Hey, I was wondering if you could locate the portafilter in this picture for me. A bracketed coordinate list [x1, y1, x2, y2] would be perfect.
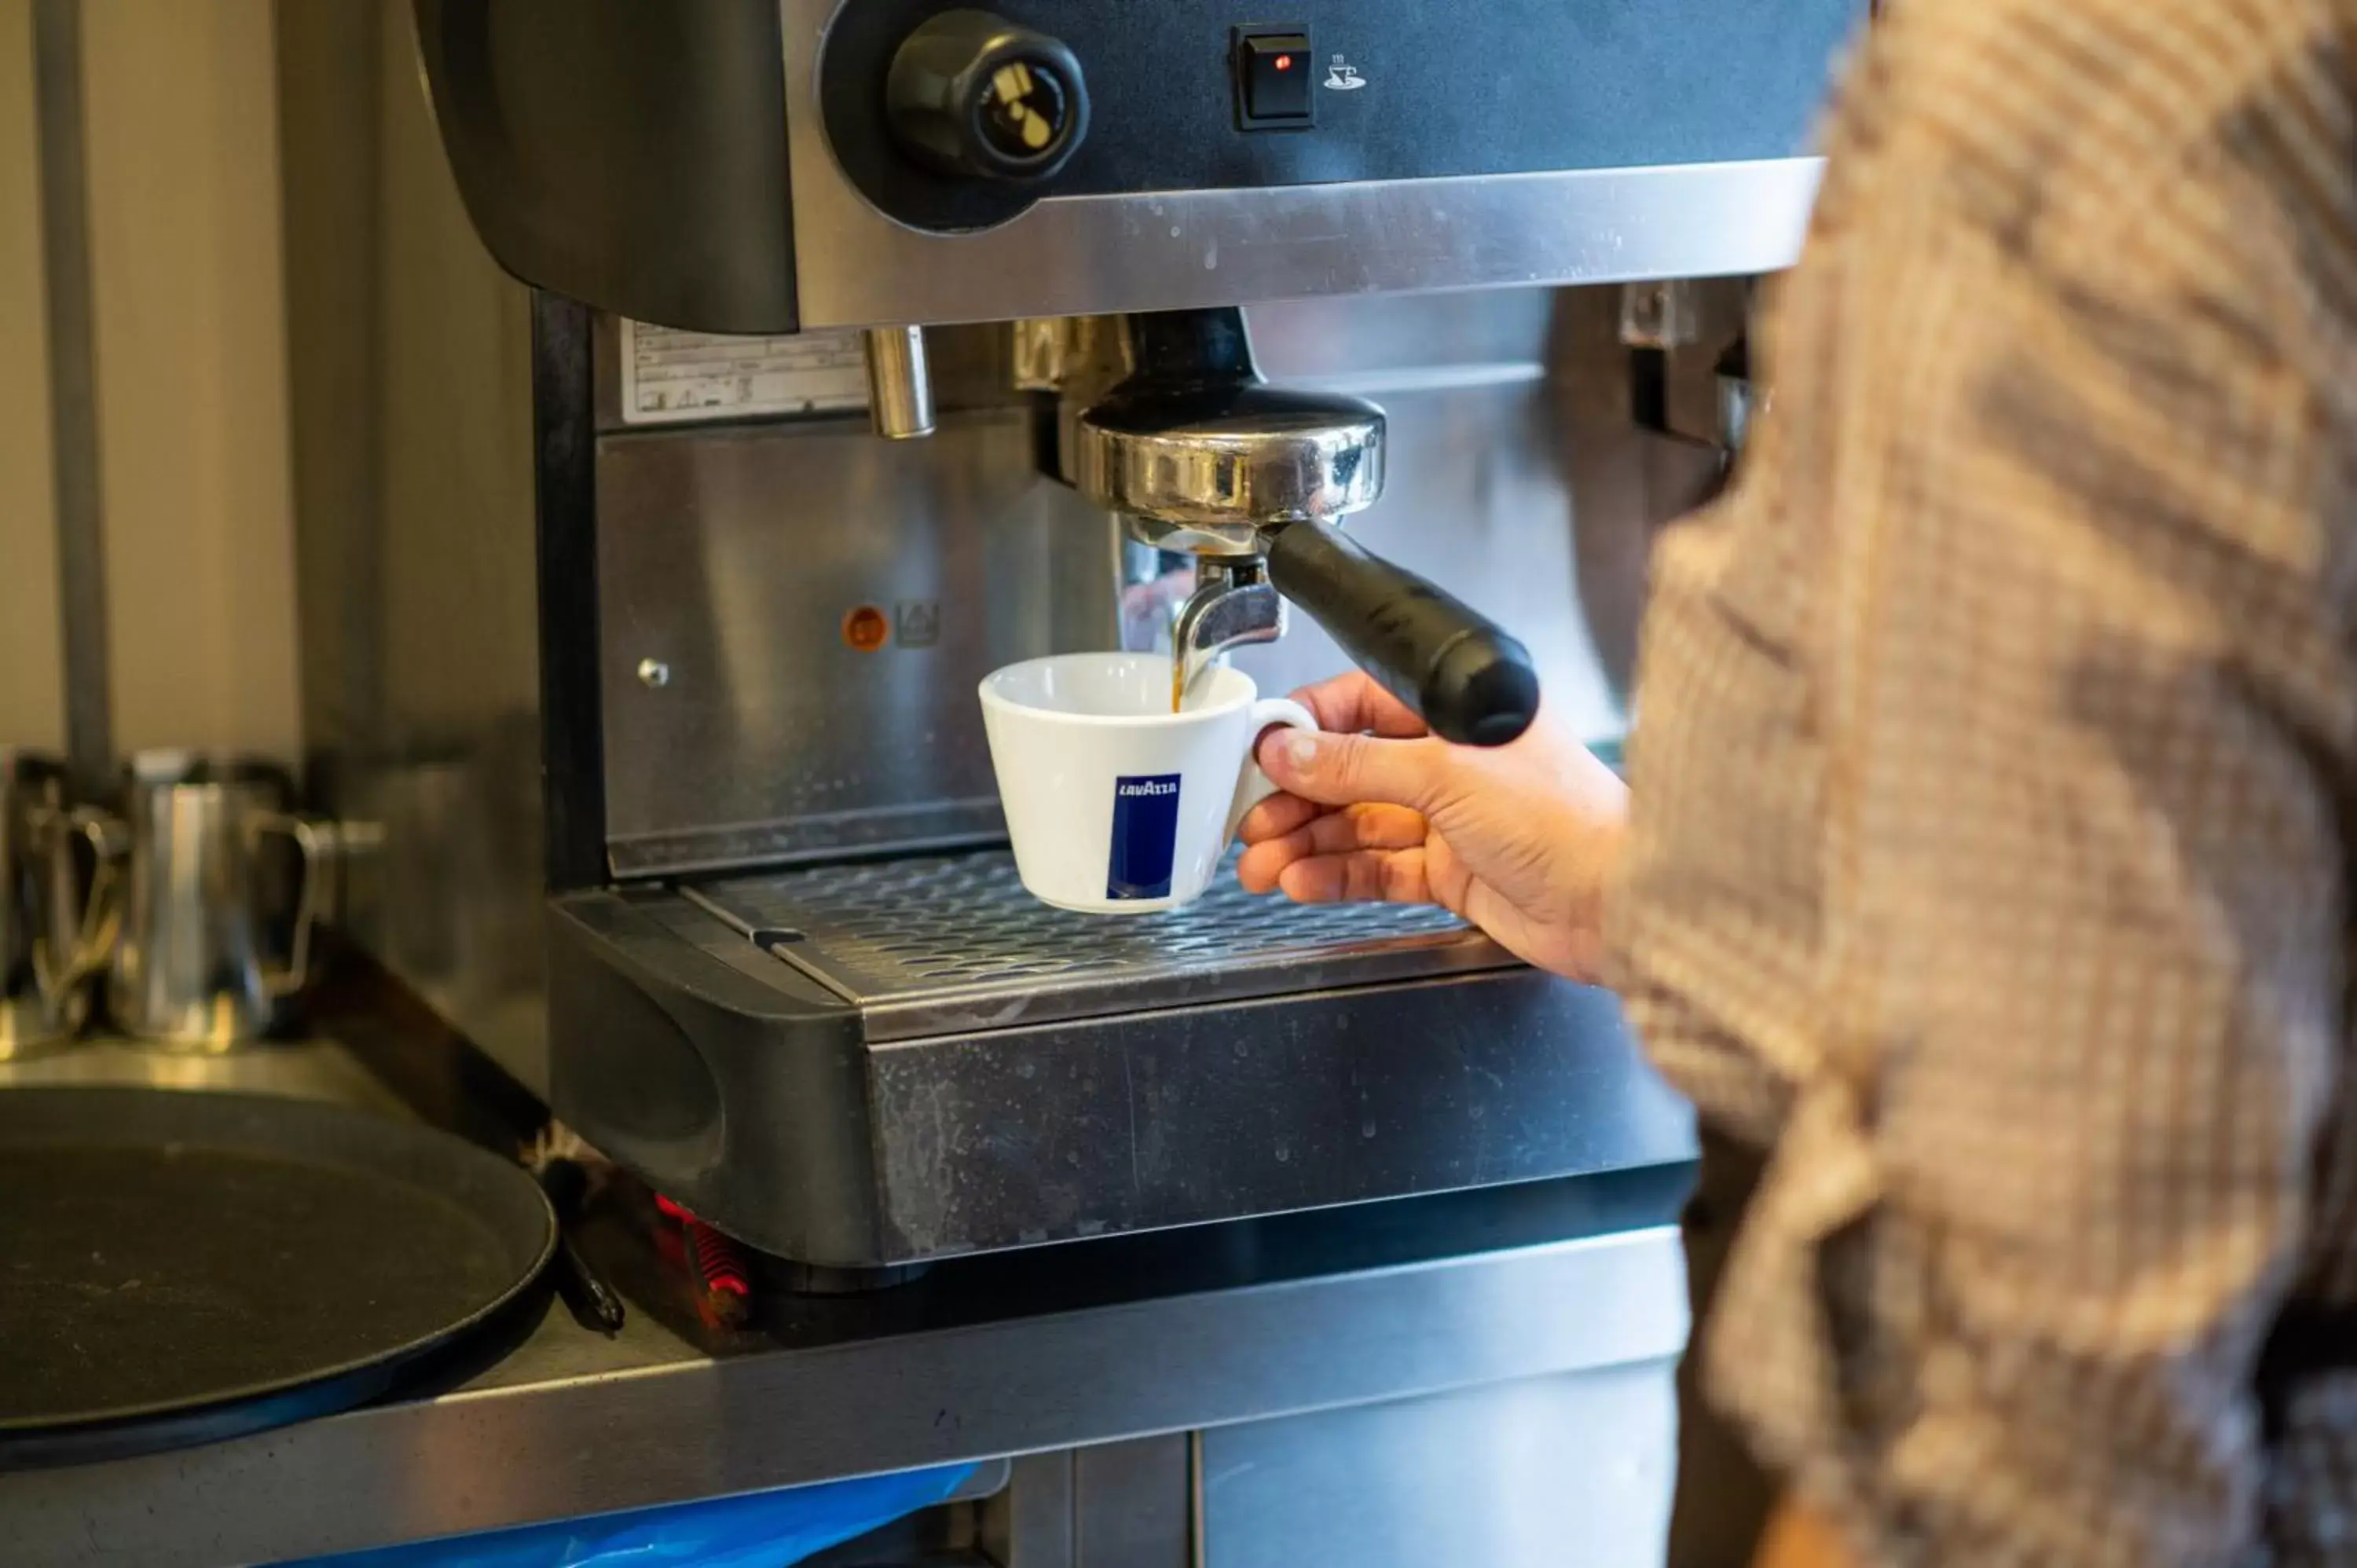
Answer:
[1070, 309, 1540, 746]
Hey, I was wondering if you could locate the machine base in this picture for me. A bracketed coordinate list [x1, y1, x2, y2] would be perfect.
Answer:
[549, 852, 1695, 1266]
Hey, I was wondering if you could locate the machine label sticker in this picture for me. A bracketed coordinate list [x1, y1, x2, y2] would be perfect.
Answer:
[619, 321, 869, 425]
[1325, 55, 1365, 90]
[1107, 775, 1182, 899]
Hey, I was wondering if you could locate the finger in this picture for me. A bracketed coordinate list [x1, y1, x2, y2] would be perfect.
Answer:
[1237, 794, 1422, 852]
[1237, 830, 1365, 894]
[1296, 802, 1427, 855]
[1276, 848, 1431, 906]
[1237, 803, 1427, 893]
[1235, 790, 1325, 844]
[1256, 727, 1456, 813]
[1287, 670, 1429, 739]
[1235, 836, 1297, 895]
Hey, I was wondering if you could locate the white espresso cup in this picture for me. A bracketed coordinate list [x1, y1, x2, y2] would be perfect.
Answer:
[979, 652, 1318, 914]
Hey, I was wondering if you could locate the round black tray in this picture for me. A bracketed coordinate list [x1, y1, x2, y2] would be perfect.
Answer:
[0, 1086, 555, 1467]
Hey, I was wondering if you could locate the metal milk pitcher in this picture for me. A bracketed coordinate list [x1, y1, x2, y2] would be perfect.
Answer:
[0, 749, 120, 1057]
[107, 751, 337, 1049]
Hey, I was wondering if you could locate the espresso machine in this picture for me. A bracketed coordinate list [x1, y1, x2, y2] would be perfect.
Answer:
[373, 0, 1860, 1268]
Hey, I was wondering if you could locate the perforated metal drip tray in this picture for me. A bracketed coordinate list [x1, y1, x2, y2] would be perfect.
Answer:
[683, 848, 1518, 1042]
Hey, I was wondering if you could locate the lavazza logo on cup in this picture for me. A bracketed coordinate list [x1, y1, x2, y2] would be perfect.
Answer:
[1108, 774, 1184, 900]
[978, 652, 1318, 914]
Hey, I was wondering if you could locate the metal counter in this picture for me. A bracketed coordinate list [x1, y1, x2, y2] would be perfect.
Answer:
[0, 1040, 1688, 1566]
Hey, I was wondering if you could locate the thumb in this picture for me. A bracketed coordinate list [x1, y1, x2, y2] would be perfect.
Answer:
[1257, 726, 1454, 813]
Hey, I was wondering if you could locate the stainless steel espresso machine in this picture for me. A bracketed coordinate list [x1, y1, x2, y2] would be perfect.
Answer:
[371, 0, 1857, 1273]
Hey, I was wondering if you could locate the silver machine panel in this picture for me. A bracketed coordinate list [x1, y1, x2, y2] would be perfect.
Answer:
[786, 158, 1824, 332]
[597, 290, 1637, 876]
[595, 408, 1091, 874]
[773, 0, 1825, 328]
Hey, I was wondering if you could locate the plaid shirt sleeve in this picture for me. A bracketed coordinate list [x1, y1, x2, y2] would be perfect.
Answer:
[1606, 2, 2357, 1562]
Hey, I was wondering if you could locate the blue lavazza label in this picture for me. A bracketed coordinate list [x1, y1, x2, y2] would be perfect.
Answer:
[1106, 773, 1182, 899]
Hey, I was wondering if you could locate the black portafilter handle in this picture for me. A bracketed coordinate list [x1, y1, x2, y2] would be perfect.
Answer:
[1265, 520, 1541, 747]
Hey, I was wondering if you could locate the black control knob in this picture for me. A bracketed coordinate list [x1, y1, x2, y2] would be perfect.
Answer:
[885, 10, 1089, 183]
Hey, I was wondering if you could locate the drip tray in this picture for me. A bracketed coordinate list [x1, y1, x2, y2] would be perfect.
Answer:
[684, 848, 1513, 1042]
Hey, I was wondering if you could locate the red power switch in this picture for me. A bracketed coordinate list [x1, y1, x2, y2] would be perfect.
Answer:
[1237, 30, 1314, 127]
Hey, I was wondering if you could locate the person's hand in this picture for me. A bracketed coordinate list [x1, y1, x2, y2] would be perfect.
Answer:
[1237, 671, 1627, 983]
[1752, 1497, 1855, 1568]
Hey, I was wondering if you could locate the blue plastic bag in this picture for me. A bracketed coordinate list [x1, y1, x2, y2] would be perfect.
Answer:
[294, 1463, 977, 1568]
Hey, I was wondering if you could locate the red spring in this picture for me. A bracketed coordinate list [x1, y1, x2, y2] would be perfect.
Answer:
[689, 1221, 752, 1300]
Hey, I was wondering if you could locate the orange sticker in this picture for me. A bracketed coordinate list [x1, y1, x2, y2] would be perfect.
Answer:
[841, 605, 890, 652]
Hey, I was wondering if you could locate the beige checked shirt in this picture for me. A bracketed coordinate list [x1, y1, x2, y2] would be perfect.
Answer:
[1606, 1, 2357, 1563]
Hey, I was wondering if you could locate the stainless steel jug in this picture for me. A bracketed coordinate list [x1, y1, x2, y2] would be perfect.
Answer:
[0, 749, 119, 1057]
[107, 751, 337, 1049]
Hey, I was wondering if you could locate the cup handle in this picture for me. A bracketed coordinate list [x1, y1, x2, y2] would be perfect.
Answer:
[246, 812, 338, 999]
[27, 804, 126, 998]
[61, 808, 128, 988]
[1226, 697, 1320, 843]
